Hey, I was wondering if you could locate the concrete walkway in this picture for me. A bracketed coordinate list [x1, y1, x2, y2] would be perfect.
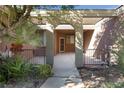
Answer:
[41, 53, 82, 88]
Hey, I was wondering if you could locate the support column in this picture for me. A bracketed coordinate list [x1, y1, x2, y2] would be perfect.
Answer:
[75, 24, 83, 68]
[46, 24, 54, 67]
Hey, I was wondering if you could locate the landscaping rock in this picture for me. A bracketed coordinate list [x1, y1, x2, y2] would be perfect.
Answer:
[65, 82, 76, 88]
[95, 77, 105, 81]
[73, 83, 85, 88]
[83, 80, 98, 88]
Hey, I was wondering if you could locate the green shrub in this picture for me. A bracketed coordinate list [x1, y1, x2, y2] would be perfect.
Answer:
[0, 59, 8, 83]
[28, 64, 40, 78]
[29, 64, 53, 79]
[38, 64, 53, 78]
[0, 55, 31, 83]
[5, 56, 30, 79]
[103, 82, 124, 88]
[0, 74, 6, 83]
[0, 54, 53, 84]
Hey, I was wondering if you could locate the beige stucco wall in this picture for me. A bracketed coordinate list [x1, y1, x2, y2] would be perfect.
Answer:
[88, 18, 110, 50]
[87, 13, 124, 62]
[83, 30, 94, 50]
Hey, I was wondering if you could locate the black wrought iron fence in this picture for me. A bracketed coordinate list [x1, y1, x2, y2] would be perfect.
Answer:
[20, 48, 46, 64]
[83, 49, 110, 67]
[0, 47, 46, 64]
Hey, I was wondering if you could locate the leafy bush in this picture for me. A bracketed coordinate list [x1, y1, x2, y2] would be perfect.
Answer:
[28, 64, 40, 78]
[29, 64, 53, 79]
[0, 55, 30, 83]
[0, 55, 9, 83]
[4, 21, 41, 47]
[4, 56, 30, 79]
[38, 64, 53, 78]
[0, 54, 53, 84]
[0, 74, 6, 83]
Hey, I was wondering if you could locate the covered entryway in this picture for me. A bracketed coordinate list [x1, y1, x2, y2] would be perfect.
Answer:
[54, 26, 75, 54]
[33, 8, 120, 68]
[54, 25, 95, 55]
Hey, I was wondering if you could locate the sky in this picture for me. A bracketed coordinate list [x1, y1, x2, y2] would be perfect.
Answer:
[36, 5, 120, 10]
[75, 5, 119, 9]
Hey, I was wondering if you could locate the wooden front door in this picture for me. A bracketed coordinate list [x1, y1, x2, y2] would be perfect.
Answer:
[59, 37, 65, 53]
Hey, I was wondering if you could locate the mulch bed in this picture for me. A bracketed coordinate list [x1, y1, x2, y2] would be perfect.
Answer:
[77, 66, 124, 88]
[0, 78, 47, 88]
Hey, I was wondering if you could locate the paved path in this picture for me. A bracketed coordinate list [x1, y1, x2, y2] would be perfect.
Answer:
[41, 53, 82, 88]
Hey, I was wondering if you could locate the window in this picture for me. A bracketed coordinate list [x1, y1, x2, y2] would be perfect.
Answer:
[70, 36, 74, 44]
[66, 36, 70, 44]
[40, 31, 46, 46]
[66, 35, 74, 44]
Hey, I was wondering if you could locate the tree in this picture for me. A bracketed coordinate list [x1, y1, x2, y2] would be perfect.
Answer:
[0, 5, 42, 48]
[0, 5, 78, 46]
[4, 21, 41, 46]
[111, 14, 124, 71]
[61, 5, 75, 10]
[0, 5, 33, 38]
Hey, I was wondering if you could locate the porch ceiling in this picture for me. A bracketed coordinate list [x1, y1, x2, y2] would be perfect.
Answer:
[55, 29, 75, 34]
[38, 24, 95, 30]
[55, 25, 95, 30]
